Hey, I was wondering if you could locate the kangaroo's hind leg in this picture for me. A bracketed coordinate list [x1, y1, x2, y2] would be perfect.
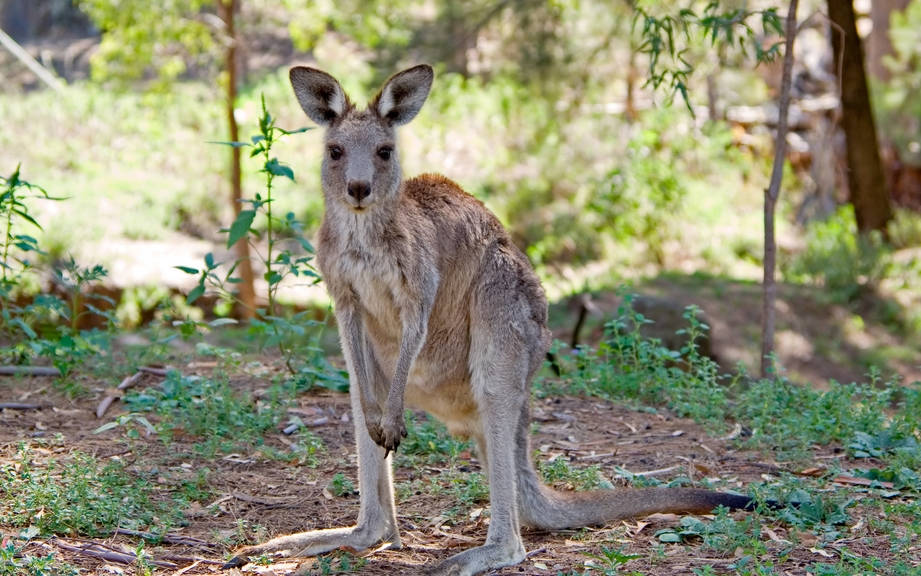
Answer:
[430, 269, 546, 575]
[230, 372, 400, 563]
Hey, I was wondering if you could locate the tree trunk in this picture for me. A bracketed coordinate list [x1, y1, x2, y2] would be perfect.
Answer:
[867, 0, 910, 80]
[761, 0, 799, 378]
[219, 0, 256, 320]
[827, 0, 893, 234]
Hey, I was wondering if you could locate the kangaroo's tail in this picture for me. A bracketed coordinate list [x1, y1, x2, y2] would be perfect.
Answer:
[514, 441, 760, 529]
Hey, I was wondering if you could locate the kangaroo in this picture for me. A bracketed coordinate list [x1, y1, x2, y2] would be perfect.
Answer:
[232, 65, 758, 576]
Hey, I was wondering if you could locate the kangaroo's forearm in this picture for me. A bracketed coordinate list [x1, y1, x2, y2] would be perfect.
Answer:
[339, 306, 378, 416]
[386, 320, 426, 414]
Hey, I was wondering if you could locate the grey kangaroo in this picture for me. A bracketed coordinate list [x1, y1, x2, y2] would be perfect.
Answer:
[233, 64, 756, 576]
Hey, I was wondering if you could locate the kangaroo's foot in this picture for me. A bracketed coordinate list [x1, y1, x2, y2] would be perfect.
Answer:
[426, 541, 526, 576]
[225, 524, 401, 568]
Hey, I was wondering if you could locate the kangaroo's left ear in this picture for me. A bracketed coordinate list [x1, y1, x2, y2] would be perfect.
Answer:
[373, 65, 434, 126]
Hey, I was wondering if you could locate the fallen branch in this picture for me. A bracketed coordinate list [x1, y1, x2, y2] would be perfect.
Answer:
[831, 475, 895, 489]
[282, 415, 330, 435]
[96, 367, 170, 419]
[138, 366, 170, 377]
[231, 491, 296, 507]
[614, 464, 682, 478]
[0, 402, 45, 410]
[0, 366, 61, 377]
[113, 528, 217, 549]
[50, 538, 178, 568]
[161, 554, 225, 566]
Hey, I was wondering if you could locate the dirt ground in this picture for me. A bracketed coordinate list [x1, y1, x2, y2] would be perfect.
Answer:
[1, 360, 914, 576]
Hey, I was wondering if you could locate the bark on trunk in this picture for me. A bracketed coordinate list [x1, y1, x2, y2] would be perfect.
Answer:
[220, 0, 256, 319]
[827, 0, 893, 234]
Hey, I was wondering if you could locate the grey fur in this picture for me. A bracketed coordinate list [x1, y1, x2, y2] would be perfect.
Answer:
[234, 65, 755, 576]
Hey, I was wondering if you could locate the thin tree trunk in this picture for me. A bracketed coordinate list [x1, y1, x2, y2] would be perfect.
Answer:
[827, 0, 893, 234]
[868, 0, 910, 80]
[625, 45, 637, 123]
[761, 0, 799, 378]
[219, 0, 255, 319]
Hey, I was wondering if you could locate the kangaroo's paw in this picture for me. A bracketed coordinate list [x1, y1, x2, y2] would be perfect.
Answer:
[366, 412, 407, 455]
[378, 412, 408, 456]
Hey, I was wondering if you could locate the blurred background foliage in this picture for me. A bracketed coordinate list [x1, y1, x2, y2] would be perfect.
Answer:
[0, 0, 920, 379]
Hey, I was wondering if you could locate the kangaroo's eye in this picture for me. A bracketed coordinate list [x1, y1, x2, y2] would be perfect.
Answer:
[377, 146, 393, 161]
[328, 146, 343, 161]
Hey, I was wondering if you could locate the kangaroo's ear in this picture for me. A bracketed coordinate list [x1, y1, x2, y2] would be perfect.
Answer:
[373, 65, 434, 126]
[289, 66, 349, 126]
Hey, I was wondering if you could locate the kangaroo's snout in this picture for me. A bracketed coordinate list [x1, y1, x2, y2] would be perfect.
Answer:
[347, 181, 372, 202]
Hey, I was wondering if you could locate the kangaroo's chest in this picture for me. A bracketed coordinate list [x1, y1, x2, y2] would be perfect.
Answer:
[333, 246, 405, 336]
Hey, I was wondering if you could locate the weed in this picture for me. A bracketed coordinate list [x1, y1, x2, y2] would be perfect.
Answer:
[118, 370, 291, 455]
[0, 540, 78, 576]
[448, 471, 489, 508]
[734, 376, 894, 460]
[182, 96, 326, 373]
[0, 444, 185, 536]
[655, 507, 764, 555]
[567, 294, 729, 428]
[396, 412, 473, 466]
[328, 473, 356, 497]
[314, 550, 367, 574]
[583, 546, 641, 575]
[0, 167, 112, 375]
[133, 540, 154, 576]
[179, 468, 215, 503]
[539, 457, 609, 491]
[0, 164, 52, 288]
[784, 206, 892, 304]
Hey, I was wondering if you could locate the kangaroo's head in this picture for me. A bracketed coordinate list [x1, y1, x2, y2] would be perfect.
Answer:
[289, 65, 434, 213]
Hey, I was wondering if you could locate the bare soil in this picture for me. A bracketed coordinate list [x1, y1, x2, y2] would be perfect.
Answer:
[1, 358, 915, 575]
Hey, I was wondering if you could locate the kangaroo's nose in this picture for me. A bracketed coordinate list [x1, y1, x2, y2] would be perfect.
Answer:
[347, 181, 371, 201]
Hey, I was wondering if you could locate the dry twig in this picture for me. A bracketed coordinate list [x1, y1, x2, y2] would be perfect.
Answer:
[50, 538, 178, 568]
[0, 402, 45, 410]
[113, 527, 217, 549]
[0, 366, 60, 377]
[96, 366, 170, 419]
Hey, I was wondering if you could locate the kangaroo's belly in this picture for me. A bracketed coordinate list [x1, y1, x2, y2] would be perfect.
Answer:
[367, 326, 480, 438]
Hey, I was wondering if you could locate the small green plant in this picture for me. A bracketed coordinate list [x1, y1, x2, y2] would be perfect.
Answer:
[447, 471, 489, 508]
[133, 540, 154, 576]
[181, 96, 323, 373]
[315, 550, 367, 574]
[584, 546, 641, 575]
[93, 411, 157, 439]
[396, 412, 473, 465]
[734, 376, 894, 460]
[569, 293, 729, 428]
[0, 165, 50, 288]
[784, 206, 892, 303]
[0, 166, 112, 375]
[654, 507, 764, 555]
[0, 539, 78, 576]
[117, 370, 291, 455]
[0, 444, 185, 536]
[539, 457, 608, 491]
[329, 473, 355, 497]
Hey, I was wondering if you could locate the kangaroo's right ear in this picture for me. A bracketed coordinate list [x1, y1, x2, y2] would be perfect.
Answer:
[289, 67, 349, 127]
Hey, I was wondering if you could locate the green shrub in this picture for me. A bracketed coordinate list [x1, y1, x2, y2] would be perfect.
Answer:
[784, 206, 891, 303]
